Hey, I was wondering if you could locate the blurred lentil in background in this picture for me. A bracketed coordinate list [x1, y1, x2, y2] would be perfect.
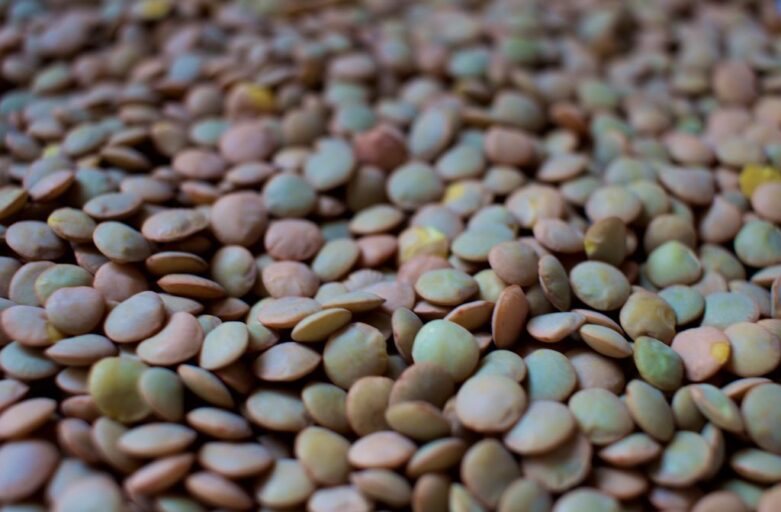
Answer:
[0, 0, 780, 510]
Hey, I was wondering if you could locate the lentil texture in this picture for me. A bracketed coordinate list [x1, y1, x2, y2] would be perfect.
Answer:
[0, 0, 781, 511]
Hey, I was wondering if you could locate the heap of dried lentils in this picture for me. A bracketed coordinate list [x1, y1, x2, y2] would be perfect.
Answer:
[2, 0, 781, 510]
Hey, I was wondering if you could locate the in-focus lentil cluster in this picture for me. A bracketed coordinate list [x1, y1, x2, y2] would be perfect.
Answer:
[1, 0, 781, 510]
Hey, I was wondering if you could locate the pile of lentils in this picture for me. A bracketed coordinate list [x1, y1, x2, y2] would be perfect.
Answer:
[3, 0, 781, 510]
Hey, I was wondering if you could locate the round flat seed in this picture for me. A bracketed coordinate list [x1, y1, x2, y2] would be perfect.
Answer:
[498, 479, 552, 512]
[578, 324, 632, 358]
[198, 442, 273, 478]
[539, 254, 572, 311]
[488, 241, 539, 287]
[389, 362, 455, 407]
[0, 440, 59, 502]
[88, 357, 150, 423]
[264, 219, 324, 261]
[702, 292, 759, 330]
[577, 309, 625, 334]
[692, 491, 750, 512]
[177, 365, 234, 408]
[0, 379, 28, 413]
[521, 433, 592, 493]
[45, 334, 117, 366]
[658, 285, 705, 325]
[568, 388, 633, 445]
[492, 285, 528, 348]
[186, 407, 251, 440]
[406, 437, 467, 478]
[157, 274, 226, 300]
[48, 207, 96, 242]
[626, 379, 674, 442]
[620, 291, 677, 343]
[308, 486, 371, 512]
[734, 220, 781, 267]
[118, 423, 196, 457]
[199, 321, 248, 370]
[53, 475, 124, 512]
[461, 439, 520, 508]
[254, 342, 321, 382]
[210, 246, 257, 298]
[649, 431, 712, 487]
[449, 483, 485, 512]
[455, 374, 525, 433]
[452, 225, 515, 262]
[742, 383, 781, 454]
[504, 400, 576, 455]
[412, 473, 450, 511]
[91, 417, 140, 474]
[138, 367, 183, 422]
[137, 312, 204, 366]
[527, 311, 586, 343]
[385, 401, 450, 441]
[585, 186, 642, 224]
[83, 192, 142, 220]
[1, 341, 60, 381]
[447, 300, 495, 331]
[672, 385, 707, 431]
[302, 383, 350, 434]
[533, 218, 584, 254]
[731, 449, 781, 484]
[722, 377, 772, 400]
[257, 297, 321, 329]
[348, 431, 416, 469]
[633, 336, 684, 391]
[146, 251, 208, 276]
[312, 239, 360, 282]
[554, 488, 620, 512]
[569, 261, 631, 311]
[142, 208, 209, 243]
[671, 326, 731, 382]
[321, 290, 386, 313]
[752, 182, 781, 223]
[346, 376, 393, 436]
[391, 308, 423, 362]
[415, 268, 478, 306]
[598, 433, 662, 467]
[0, 187, 28, 220]
[349, 204, 404, 235]
[256, 458, 315, 508]
[6, 221, 66, 261]
[103, 291, 166, 343]
[295, 426, 351, 485]
[0, 397, 56, 439]
[245, 389, 308, 432]
[569, 351, 622, 396]
[691, 384, 743, 434]
[323, 323, 387, 389]
[412, 320, 479, 382]
[124, 454, 194, 495]
[292, 308, 352, 343]
[185, 471, 253, 510]
[475, 350, 526, 381]
[584, 217, 627, 266]
[45, 286, 104, 336]
[646, 240, 702, 287]
[387, 162, 444, 210]
[351, 468, 412, 508]
[524, 349, 577, 402]
[92, 221, 150, 263]
[2, 305, 63, 347]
